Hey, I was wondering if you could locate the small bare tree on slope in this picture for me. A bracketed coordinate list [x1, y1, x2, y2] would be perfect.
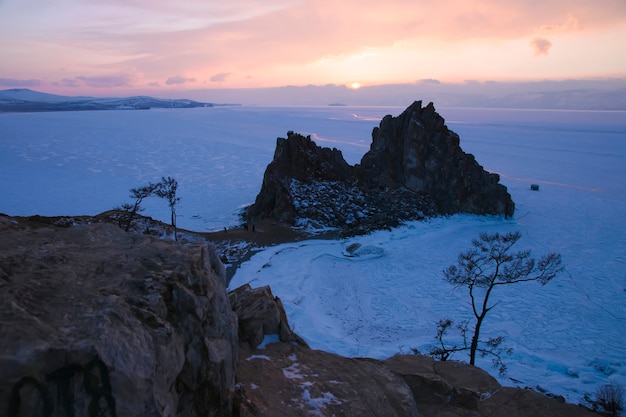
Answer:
[116, 182, 159, 232]
[595, 384, 624, 417]
[155, 176, 181, 241]
[429, 231, 563, 374]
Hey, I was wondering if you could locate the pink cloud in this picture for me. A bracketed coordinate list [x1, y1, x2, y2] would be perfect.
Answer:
[530, 37, 553, 56]
[165, 75, 196, 85]
[76, 74, 135, 88]
[0, 78, 41, 87]
[60, 78, 80, 87]
[210, 72, 231, 83]
[2, 0, 625, 90]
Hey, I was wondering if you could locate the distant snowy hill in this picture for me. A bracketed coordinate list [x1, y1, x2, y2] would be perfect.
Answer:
[0, 88, 93, 103]
[0, 88, 213, 112]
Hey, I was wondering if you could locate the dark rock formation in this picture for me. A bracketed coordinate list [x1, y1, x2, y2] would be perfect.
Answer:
[359, 101, 514, 216]
[245, 133, 352, 224]
[245, 101, 514, 233]
[245, 131, 437, 233]
[0, 216, 238, 417]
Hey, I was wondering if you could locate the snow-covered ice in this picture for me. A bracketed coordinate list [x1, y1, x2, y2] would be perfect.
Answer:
[2, 105, 625, 403]
[0, 106, 374, 230]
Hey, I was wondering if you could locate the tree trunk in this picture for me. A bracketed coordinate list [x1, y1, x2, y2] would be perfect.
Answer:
[171, 209, 177, 241]
[470, 315, 485, 366]
[125, 210, 136, 232]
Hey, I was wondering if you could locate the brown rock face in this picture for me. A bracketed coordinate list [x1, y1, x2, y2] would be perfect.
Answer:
[235, 343, 596, 417]
[385, 354, 501, 413]
[245, 101, 514, 232]
[229, 284, 306, 348]
[0, 217, 238, 417]
[236, 342, 419, 417]
[384, 354, 595, 417]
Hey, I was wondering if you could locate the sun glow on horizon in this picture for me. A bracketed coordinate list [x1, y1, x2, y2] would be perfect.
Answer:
[348, 82, 361, 89]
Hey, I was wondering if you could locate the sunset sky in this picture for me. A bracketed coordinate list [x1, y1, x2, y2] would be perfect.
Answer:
[1, 0, 625, 97]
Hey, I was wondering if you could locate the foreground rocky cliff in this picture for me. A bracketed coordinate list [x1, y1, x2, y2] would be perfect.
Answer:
[245, 101, 514, 233]
[0, 215, 595, 416]
[237, 342, 596, 417]
[230, 284, 595, 417]
[0, 216, 237, 416]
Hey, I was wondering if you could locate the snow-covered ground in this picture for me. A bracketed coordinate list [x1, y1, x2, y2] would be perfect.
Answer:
[2, 105, 625, 403]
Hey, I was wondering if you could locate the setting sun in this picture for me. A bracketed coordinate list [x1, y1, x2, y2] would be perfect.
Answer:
[349, 82, 361, 90]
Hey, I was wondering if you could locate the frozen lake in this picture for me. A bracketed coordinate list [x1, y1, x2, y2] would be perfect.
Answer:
[2, 105, 626, 403]
[1, 106, 393, 230]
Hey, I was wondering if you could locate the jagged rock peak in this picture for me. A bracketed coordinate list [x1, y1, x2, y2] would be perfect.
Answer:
[358, 100, 514, 216]
[245, 132, 354, 224]
[272, 131, 351, 183]
[245, 101, 514, 233]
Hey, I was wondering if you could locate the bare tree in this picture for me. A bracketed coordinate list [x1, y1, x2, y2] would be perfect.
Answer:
[155, 176, 181, 240]
[116, 182, 158, 232]
[429, 231, 563, 374]
[596, 384, 624, 417]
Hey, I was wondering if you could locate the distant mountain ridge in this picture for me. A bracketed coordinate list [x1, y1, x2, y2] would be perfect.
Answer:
[175, 79, 626, 109]
[0, 88, 214, 112]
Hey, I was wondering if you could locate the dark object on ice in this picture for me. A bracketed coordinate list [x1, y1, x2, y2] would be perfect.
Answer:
[531, 184, 540, 191]
[245, 100, 515, 234]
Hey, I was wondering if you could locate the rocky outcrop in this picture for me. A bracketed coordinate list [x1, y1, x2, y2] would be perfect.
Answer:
[236, 342, 419, 417]
[236, 341, 596, 417]
[385, 354, 595, 417]
[229, 284, 307, 348]
[245, 101, 514, 233]
[385, 354, 502, 411]
[245, 133, 353, 224]
[0, 216, 238, 417]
